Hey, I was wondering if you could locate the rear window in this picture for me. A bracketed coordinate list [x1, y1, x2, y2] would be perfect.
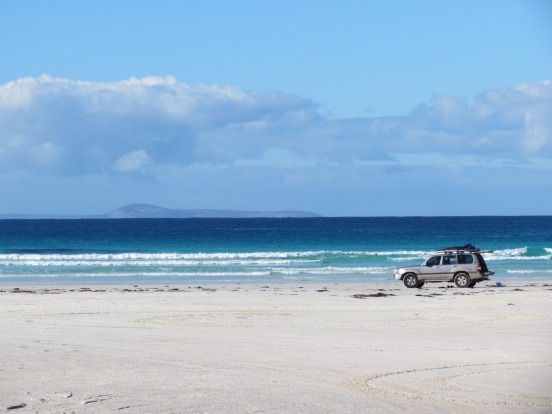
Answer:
[458, 254, 473, 264]
[475, 253, 489, 272]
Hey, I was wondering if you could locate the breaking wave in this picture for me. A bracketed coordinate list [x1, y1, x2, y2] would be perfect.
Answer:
[0, 247, 550, 280]
[484, 247, 552, 261]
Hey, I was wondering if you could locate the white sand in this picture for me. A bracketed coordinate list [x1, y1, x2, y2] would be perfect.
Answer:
[1, 282, 551, 413]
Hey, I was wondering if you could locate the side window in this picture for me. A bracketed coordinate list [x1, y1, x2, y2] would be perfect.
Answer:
[426, 256, 441, 267]
[458, 254, 473, 264]
[443, 255, 458, 265]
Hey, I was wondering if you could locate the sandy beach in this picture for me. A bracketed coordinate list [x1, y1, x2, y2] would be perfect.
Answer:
[1, 281, 551, 413]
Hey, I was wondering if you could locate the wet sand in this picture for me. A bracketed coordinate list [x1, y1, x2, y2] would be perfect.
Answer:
[1, 282, 551, 413]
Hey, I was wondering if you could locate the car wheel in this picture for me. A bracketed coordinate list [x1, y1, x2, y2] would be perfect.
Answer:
[454, 272, 471, 288]
[403, 273, 419, 288]
[468, 281, 477, 288]
[417, 281, 425, 288]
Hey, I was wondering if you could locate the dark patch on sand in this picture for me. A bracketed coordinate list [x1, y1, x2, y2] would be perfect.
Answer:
[352, 292, 395, 299]
[7, 403, 27, 410]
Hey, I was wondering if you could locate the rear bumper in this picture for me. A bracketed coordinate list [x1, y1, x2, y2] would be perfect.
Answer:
[477, 271, 494, 281]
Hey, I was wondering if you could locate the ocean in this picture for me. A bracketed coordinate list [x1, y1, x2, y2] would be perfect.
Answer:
[0, 217, 551, 285]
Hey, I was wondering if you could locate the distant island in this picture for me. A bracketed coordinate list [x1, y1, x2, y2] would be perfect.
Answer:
[0, 203, 321, 219]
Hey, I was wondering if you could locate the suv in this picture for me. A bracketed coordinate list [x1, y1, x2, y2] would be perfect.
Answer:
[394, 244, 494, 288]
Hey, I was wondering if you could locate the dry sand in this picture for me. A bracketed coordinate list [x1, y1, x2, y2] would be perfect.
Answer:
[0, 281, 551, 413]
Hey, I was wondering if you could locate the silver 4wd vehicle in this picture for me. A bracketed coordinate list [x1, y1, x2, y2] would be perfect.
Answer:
[394, 244, 494, 288]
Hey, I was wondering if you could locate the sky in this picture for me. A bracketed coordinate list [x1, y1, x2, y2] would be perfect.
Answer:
[0, 0, 551, 216]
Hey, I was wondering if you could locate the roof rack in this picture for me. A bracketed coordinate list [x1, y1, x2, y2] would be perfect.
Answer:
[437, 244, 494, 254]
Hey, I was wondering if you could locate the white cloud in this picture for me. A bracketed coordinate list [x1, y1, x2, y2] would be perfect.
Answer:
[0, 75, 550, 184]
[0, 75, 318, 175]
[114, 149, 151, 172]
[523, 102, 551, 153]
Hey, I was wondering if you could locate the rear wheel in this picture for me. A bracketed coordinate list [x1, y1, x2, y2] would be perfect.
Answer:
[403, 273, 419, 288]
[468, 281, 477, 288]
[454, 272, 471, 288]
[417, 281, 425, 288]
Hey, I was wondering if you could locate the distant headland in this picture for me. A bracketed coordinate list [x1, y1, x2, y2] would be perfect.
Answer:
[0, 203, 321, 219]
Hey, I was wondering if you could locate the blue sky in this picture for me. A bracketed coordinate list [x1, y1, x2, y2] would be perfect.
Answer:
[0, 0, 551, 216]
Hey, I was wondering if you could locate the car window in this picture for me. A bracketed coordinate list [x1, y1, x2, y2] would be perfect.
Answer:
[443, 255, 458, 265]
[475, 253, 489, 272]
[458, 254, 474, 264]
[426, 256, 441, 266]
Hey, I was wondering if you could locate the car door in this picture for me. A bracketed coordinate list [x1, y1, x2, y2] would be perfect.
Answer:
[440, 254, 458, 280]
[421, 255, 444, 280]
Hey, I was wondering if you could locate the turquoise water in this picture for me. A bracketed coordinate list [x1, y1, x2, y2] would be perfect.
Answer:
[0, 217, 551, 284]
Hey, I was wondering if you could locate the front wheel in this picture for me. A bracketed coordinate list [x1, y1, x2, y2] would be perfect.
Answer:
[454, 272, 471, 288]
[403, 273, 419, 288]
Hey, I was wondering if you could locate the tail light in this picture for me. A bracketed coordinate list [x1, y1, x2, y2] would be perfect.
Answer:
[477, 266, 482, 273]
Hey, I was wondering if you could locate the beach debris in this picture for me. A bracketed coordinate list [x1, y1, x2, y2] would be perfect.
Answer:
[7, 403, 27, 410]
[195, 286, 216, 292]
[10, 288, 35, 294]
[40, 288, 63, 294]
[415, 292, 445, 297]
[82, 394, 112, 405]
[122, 287, 146, 292]
[352, 292, 395, 299]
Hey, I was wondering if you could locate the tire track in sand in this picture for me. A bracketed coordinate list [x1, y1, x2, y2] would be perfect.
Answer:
[342, 360, 552, 409]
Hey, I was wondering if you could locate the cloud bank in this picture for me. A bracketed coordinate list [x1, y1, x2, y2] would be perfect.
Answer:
[0, 75, 320, 175]
[1, 75, 551, 215]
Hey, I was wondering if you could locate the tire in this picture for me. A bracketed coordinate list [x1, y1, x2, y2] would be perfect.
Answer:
[403, 273, 419, 288]
[454, 272, 471, 288]
[468, 281, 477, 288]
[417, 281, 425, 288]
